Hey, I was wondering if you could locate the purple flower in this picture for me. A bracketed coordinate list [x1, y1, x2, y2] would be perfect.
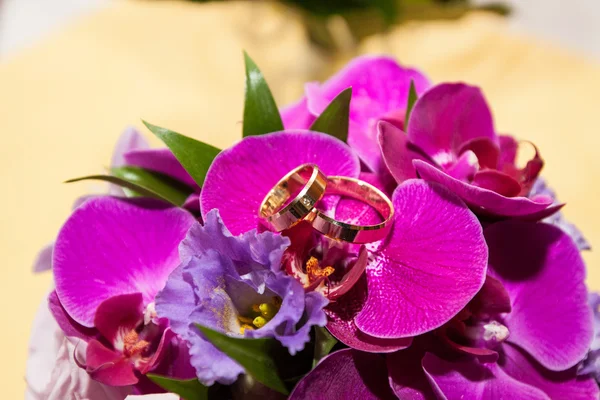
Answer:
[200, 130, 488, 351]
[386, 221, 597, 398]
[379, 83, 555, 218]
[155, 210, 328, 385]
[281, 56, 430, 177]
[289, 349, 396, 400]
[50, 196, 196, 389]
[579, 292, 600, 379]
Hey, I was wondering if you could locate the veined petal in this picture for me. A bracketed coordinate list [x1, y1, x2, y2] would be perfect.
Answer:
[485, 221, 593, 371]
[305, 56, 429, 173]
[355, 180, 487, 338]
[200, 130, 360, 235]
[54, 197, 195, 327]
[289, 349, 397, 400]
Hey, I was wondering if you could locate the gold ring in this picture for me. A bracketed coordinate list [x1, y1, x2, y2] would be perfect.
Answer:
[258, 164, 327, 232]
[309, 176, 394, 243]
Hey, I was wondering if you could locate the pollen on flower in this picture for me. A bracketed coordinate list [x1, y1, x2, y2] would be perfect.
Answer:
[123, 330, 150, 357]
[306, 256, 334, 281]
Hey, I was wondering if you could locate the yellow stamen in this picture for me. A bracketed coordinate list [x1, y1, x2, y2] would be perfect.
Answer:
[306, 256, 335, 279]
[253, 316, 267, 328]
[259, 303, 278, 319]
[240, 324, 254, 334]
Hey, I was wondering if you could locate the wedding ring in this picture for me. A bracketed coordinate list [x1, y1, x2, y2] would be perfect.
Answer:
[259, 164, 327, 232]
[309, 176, 394, 243]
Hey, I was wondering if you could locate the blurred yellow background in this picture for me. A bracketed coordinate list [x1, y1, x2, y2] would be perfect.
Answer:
[1, 1, 599, 398]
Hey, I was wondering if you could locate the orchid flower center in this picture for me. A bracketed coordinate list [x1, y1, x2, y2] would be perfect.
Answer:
[306, 256, 335, 284]
[237, 296, 282, 334]
[464, 319, 509, 349]
[123, 330, 151, 358]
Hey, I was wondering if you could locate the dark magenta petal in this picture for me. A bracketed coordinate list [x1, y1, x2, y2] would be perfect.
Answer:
[414, 160, 553, 218]
[387, 347, 437, 400]
[407, 83, 496, 168]
[501, 343, 600, 399]
[469, 275, 512, 315]
[379, 121, 434, 184]
[326, 246, 368, 301]
[355, 180, 488, 338]
[444, 151, 478, 182]
[280, 97, 315, 129]
[459, 137, 500, 170]
[498, 135, 517, 167]
[54, 197, 195, 327]
[326, 277, 412, 353]
[289, 349, 396, 400]
[422, 353, 548, 399]
[124, 148, 197, 189]
[200, 130, 360, 235]
[48, 291, 96, 341]
[93, 293, 144, 346]
[485, 221, 593, 371]
[305, 56, 429, 172]
[86, 339, 138, 386]
[471, 170, 521, 197]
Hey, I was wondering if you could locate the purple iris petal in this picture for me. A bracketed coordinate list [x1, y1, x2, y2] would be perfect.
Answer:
[200, 130, 361, 235]
[304, 56, 429, 173]
[289, 349, 397, 400]
[354, 179, 488, 338]
[579, 292, 600, 378]
[502, 343, 599, 399]
[485, 221, 593, 371]
[155, 210, 328, 385]
[422, 353, 549, 399]
[530, 178, 591, 250]
[414, 160, 553, 218]
[407, 83, 496, 168]
[124, 148, 197, 189]
[53, 197, 195, 327]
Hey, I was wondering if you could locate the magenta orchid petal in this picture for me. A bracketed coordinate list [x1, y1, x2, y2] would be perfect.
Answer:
[54, 197, 195, 327]
[326, 246, 369, 301]
[94, 293, 144, 346]
[498, 135, 518, 167]
[387, 347, 437, 400]
[471, 170, 521, 197]
[333, 172, 391, 227]
[86, 339, 139, 386]
[501, 343, 599, 400]
[181, 192, 200, 215]
[444, 151, 479, 181]
[305, 56, 429, 172]
[48, 291, 96, 341]
[355, 180, 487, 338]
[459, 137, 499, 170]
[414, 160, 553, 218]
[289, 349, 397, 400]
[379, 121, 434, 184]
[200, 130, 360, 235]
[422, 353, 549, 399]
[111, 126, 149, 168]
[485, 221, 594, 371]
[407, 83, 496, 168]
[326, 277, 412, 353]
[280, 98, 316, 129]
[124, 148, 197, 189]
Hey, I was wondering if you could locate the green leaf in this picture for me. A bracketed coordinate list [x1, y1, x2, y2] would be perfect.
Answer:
[242, 52, 284, 137]
[309, 88, 352, 143]
[405, 79, 418, 128]
[195, 324, 289, 395]
[372, 0, 399, 26]
[65, 174, 176, 204]
[142, 121, 220, 187]
[147, 374, 209, 400]
[111, 166, 193, 206]
[313, 326, 337, 367]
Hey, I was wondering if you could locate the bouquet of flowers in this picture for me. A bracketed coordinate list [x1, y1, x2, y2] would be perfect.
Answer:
[26, 53, 600, 400]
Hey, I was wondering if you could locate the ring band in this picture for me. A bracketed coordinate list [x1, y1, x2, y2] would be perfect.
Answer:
[258, 164, 327, 232]
[309, 176, 394, 243]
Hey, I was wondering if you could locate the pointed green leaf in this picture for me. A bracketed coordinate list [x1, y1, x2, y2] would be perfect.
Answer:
[405, 79, 418, 128]
[65, 174, 177, 205]
[195, 324, 289, 395]
[242, 52, 284, 137]
[147, 375, 209, 400]
[111, 166, 193, 205]
[313, 326, 337, 367]
[142, 121, 220, 187]
[309, 88, 352, 143]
